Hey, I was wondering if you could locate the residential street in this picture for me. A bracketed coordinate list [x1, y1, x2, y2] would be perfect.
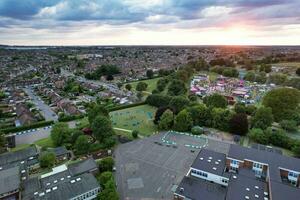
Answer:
[23, 87, 58, 121]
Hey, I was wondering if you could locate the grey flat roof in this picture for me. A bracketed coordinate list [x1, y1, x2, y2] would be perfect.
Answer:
[191, 149, 226, 176]
[271, 180, 300, 200]
[48, 147, 69, 157]
[0, 166, 20, 195]
[175, 176, 226, 200]
[226, 173, 267, 200]
[0, 146, 37, 166]
[68, 158, 97, 176]
[23, 173, 100, 200]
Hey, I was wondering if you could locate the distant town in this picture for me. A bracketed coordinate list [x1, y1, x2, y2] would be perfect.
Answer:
[0, 45, 300, 200]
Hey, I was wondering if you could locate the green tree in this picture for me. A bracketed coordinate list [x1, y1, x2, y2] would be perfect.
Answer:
[132, 130, 139, 138]
[234, 103, 246, 114]
[74, 135, 90, 155]
[174, 109, 193, 132]
[263, 87, 300, 122]
[71, 130, 84, 144]
[99, 171, 113, 187]
[296, 68, 300, 76]
[91, 116, 115, 147]
[251, 107, 273, 130]
[158, 109, 174, 130]
[244, 71, 255, 82]
[279, 120, 298, 132]
[51, 122, 71, 147]
[88, 104, 109, 124]
[248, 128, 269, 145]
[99, 157, 114, 172]
[167, 79, 187, 96]
[146, 69, 154, 79]
[136, 82, 148, 91]
[203, 93, 228, 108]
[269, 73, 287, 85]
[168, 96, 190, 114]
[0, 132, 6, 149]
[125, 84, 132, 91]
[292, 141, 300, 157]
[191, 126, 204, 135]
[39, 152, 56, 168]
[98, 179, 119, 200]
[245, 105, 257, 116]
[186, 104, 208, 126]
[146, 94, 172, 107]
[211, 108, 232, 131]
[229, 113, 249, 135]
[156, 78, 169, 92]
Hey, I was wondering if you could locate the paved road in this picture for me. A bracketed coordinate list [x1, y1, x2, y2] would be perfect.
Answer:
[23, 88, 58, 121]
[14, 121, 75, 145]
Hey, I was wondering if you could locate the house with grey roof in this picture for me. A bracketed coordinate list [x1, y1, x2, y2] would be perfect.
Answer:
[0, 166, 20, 200]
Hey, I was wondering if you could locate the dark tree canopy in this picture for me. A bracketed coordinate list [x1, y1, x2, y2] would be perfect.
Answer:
[167, 79, 187, 96]
[146, 69, 154, 79]
[168, 96, 190, 114]
[203, 93, 228, 108]
[262, 87, 300, 122]
[229, 113, 249, 135]
[136, 82, 148, 91]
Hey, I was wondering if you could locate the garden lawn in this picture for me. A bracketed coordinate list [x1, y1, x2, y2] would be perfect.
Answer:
[110, 104, 157, 136]
[34, 137, 54, 148]
[126, 77, 160, 93]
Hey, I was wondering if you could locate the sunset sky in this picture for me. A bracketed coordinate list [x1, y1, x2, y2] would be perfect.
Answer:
[0, 0, 300, 45]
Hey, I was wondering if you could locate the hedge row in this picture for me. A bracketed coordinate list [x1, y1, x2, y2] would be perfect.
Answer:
[1, 120, 54, 134]
[58, 114, 85, 122]
[108, 101, 146, 112]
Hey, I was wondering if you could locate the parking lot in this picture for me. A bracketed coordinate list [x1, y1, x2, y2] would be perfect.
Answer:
[115, 132, 231, 199]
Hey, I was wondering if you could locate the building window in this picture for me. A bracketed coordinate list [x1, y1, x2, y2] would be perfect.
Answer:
[253, 162, 263, 169]
[231, 160, 239, 165]
[288, 171, 299, 178]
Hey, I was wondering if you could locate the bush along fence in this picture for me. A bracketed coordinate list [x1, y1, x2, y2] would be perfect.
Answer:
[1, 120, 54, 134]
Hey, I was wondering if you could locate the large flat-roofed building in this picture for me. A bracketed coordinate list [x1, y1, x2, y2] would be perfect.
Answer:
[0, 166, 20, 200]
[174, 144, 300, 200]
[22, 158, 100, 200]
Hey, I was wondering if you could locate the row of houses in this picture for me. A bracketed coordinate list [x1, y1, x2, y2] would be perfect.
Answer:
[174, 144, 300, 200]
[0, 146, 100, 200]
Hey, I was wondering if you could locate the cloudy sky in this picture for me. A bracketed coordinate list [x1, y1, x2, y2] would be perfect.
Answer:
[0, 0, 299, 45]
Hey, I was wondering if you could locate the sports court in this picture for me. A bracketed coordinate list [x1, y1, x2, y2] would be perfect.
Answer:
[161, 131, 208, 149]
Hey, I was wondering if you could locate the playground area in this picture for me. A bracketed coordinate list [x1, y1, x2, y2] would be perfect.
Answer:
[161, 131, 208, 149]
[110, 104, 157, 136]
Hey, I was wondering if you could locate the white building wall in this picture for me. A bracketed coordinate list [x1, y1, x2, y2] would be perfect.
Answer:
[190, 167, 229, 186]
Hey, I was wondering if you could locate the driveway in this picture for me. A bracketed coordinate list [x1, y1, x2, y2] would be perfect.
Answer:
[23, 88, 58, 121]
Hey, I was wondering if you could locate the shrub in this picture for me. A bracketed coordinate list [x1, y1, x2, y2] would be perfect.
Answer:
[279, 120, 298, 132]
[99, 157, 114, 172]
[191, 126, 204, 135]
[132, 130, 139, 138]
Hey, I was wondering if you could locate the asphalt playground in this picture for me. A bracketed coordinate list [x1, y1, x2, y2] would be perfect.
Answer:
[114, 132, 231, 200]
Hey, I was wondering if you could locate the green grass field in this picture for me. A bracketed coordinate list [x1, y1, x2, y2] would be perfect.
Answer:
[34, 137, 54, 148]
[125, 77, 160, 93]
[110, 104, 157, 136]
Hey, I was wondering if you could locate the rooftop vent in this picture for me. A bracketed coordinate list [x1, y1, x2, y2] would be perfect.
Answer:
[207, 160, 211, 162]
[209, 157, 213, 159]
[215, 161, 219, 165]
[245, 196, 250, 200]
[76, 178, 81, 181]
[264, 192, 269, 196]
[200, 157, 204, 160]
[218, 159, 221, 162]
[39, 192, 45, 197]
[46, 189, 51, 193]
[20, 161, 25, 164]
[246, 188, 250, 191]
[46, 183, 50, 186]
[67, 175, 71, 178]
[60, 178, 64, 181]
[255, 186, 259, 189]
[52, 186, 57, 191]
[70, 180, 76, 184]
[233, 175, 237, 179]
[255, 194, 259, 198]
[0, 166, 2, 170]
[213, 167, 217, 170]
[34, 192, 38, 195]
[53, 180, 57, 183]
[180, 187, 184, 193]
[21, 170, 26, 173]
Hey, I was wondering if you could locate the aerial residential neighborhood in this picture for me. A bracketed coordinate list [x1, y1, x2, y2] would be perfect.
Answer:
[1, 1, 300, 200]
